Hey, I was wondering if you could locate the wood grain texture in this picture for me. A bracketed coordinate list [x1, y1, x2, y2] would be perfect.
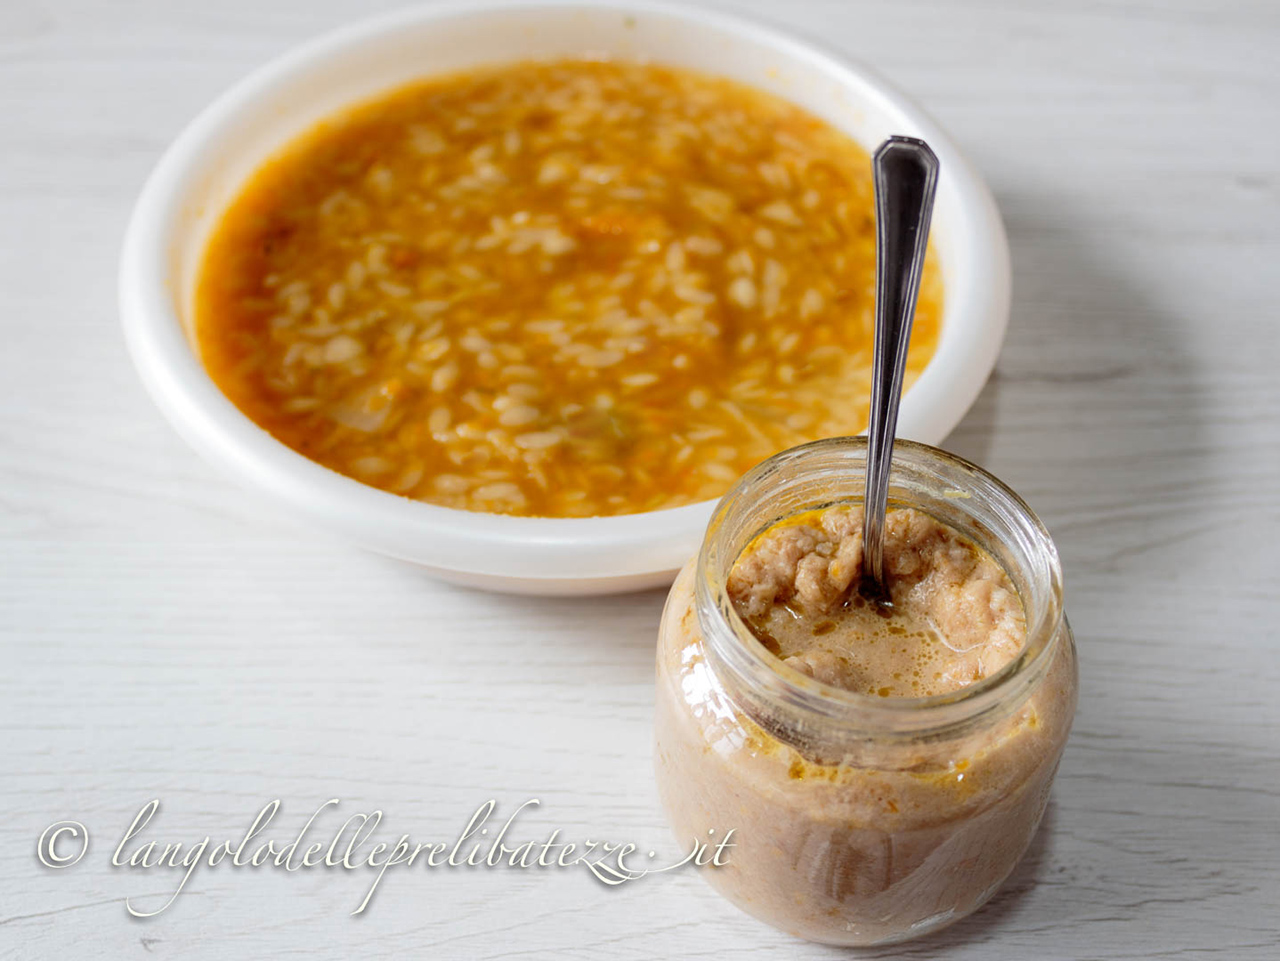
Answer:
[1, 0, 1277, 957]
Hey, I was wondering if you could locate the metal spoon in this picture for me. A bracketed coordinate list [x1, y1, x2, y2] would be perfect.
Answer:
[861, 136, 940, 599]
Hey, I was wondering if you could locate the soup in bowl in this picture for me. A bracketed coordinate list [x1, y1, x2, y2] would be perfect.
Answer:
[120, 1, 1009, 594]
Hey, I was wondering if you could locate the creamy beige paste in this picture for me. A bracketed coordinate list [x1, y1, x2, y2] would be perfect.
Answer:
[728, 506, 1025, 697]
[654, 504, 1077, 944]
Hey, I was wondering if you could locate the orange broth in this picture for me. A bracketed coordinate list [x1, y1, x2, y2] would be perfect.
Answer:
[196, 59, 942, 517]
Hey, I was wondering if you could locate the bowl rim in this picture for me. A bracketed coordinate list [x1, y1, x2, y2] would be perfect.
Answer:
[119, 0, 1011, 583]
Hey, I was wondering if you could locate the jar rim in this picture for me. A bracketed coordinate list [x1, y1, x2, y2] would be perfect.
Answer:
[694, 437, 1066, 740]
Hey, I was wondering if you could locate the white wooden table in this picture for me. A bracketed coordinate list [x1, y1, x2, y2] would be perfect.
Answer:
[2, 1, 1277, 957]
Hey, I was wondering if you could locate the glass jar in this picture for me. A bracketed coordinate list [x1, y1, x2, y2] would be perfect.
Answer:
[654, 437, 1077, 945]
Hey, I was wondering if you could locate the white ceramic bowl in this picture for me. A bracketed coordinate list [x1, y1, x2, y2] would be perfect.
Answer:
[120, 0, 1010, 595]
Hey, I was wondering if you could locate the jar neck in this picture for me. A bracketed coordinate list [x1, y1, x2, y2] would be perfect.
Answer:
[694, 437, 1065, 755]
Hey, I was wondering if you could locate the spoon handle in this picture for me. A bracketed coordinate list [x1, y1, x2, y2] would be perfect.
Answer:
[863, 136, 940, 593]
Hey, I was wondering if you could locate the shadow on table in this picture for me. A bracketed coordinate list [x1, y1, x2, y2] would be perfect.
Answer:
[941, 189, 1202, 489]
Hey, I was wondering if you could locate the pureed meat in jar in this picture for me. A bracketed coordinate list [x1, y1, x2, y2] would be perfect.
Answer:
[654, 438, 1077, 945]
